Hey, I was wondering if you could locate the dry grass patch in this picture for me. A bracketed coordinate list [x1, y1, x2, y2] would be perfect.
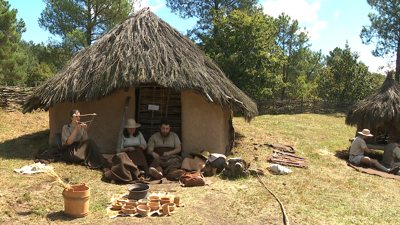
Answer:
[0, 110, 399, 224]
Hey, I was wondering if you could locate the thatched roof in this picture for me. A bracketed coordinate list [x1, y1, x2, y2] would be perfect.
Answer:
[345, 74, 400, 129]
[23, 8, 258, 121]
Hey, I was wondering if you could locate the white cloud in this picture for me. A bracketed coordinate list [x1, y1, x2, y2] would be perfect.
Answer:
[262, 0, 327, 40]
[133, 0, 165, 13]
[357, 45, 394, 73]
[300, 20, 327, 40]
[334, 11, 340, 20]
[263, 0, 321, 23]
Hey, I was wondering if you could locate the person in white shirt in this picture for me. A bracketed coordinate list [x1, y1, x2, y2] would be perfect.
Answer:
[349, 129, 399, 174]
[120, 118, 148, 175]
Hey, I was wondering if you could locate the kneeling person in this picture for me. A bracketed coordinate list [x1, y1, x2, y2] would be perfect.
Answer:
[147, 119, 184, 179]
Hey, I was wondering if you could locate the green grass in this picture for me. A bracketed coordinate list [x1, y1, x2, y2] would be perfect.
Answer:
[0, 110, 399, 224]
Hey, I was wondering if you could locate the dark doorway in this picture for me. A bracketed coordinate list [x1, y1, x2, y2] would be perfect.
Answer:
[136, 86, 181, 141]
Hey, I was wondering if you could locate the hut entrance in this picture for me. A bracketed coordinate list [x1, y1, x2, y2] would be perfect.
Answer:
[135, 86, 181, 141]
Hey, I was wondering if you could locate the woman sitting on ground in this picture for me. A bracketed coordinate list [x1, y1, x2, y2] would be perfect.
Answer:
[61, 109, 110, 172]
[120, 118, 149, 175]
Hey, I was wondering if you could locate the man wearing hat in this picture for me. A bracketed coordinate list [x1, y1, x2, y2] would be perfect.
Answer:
[349, 129, 399, 173]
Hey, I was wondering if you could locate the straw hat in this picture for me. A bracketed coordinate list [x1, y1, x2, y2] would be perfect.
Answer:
[124, 118, 141, 128]
[357, 129, 373, 137]
[190, 150, 210, 161]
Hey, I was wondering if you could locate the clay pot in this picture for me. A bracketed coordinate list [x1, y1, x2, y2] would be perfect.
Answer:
[160, 197, 171, 205]
[174, 196, 181, 205]
[137, 205, 150, 216]
[162, 202, 176, 212]
[117, 197, 128, 203]
[127, 184, 150, 200]
[138, 198, 149, 205]
[112, 202, 124, 210]
[126, 199, 138, 206]
[148, 202, 160, 211]
[148, 195, 160, 202]
[122, 205, 137, 214]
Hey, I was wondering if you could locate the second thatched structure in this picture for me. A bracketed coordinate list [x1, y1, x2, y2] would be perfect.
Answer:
[345, 74, 400, 145]
[22, 8, 258, 156]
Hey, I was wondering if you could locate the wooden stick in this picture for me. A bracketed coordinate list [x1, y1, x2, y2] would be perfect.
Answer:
[72, 113, 97, 117]
[116, 97, 131, 153]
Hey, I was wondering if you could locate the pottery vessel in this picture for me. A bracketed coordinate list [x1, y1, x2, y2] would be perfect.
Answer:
[137, 205, 151, 216]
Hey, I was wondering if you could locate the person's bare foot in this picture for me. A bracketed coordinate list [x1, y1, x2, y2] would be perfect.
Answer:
[103, 167, 110, 172]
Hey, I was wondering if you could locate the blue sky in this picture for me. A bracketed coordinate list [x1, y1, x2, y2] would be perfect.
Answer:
[8, 0, 392, 73]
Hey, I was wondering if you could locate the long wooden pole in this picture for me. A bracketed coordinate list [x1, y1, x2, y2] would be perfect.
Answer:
[116, 96, 131, 153]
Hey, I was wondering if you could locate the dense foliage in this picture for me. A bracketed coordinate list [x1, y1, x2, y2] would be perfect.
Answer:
[39, 0, 133, 52]
[360, 0, 400, 82]
[0, 0, 25, 85]
[1, 1, 387, 101]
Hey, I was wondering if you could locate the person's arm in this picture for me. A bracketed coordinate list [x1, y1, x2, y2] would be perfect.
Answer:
[139, 132, 147, 150]
[81, 124, 89, 141]
[147, 136, 160, 159]
[121, 146, 135, 152]
[163, 144, 181, 156]
[364, 147, 375, 154]
[65, 125, 80, 145]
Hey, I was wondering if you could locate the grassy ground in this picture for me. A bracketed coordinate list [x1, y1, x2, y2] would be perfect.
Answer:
[0, 109, 399, 224]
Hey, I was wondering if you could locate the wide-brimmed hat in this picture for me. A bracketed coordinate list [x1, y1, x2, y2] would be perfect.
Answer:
[357, 129, 373, 137]
[124, 118, 141, 128]
[190, 150, 210, 161]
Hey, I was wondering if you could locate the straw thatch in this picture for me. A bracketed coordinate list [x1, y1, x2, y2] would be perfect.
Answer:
[23, 8, 258, 121]
[345, 74, 400, 129]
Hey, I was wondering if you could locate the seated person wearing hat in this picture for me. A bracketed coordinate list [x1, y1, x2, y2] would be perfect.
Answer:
[103, 118, 147, 183]
[349, 129, 399, 173]
[120, 118, 148, 175]
[147, 118, 184, 179]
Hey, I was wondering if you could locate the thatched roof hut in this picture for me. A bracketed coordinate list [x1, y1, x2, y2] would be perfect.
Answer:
[23, 8, 258, 156]
[345, 74, 400, 144]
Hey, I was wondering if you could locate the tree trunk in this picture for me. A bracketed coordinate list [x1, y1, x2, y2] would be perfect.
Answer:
[396, 40, 400, 82]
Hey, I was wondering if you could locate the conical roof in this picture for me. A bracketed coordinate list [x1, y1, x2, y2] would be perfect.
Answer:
[23, 8, 258, 121]
[345, 74, 400, 128]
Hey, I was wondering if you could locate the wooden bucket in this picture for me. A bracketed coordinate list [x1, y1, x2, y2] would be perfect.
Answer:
[62, 183, 90, 218]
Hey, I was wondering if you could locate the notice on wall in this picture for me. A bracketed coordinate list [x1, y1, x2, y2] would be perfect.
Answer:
[148, 104, 159, 111]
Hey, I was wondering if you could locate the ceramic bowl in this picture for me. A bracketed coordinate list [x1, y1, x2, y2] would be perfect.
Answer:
[138, 198, 149, 205]
[126, 199, 138, 206]
[117, 197, 128, 203]
[162, 202, 176, 212]
[160, 197, 171, 205]
[148, 202, 160, 211]
[127, 184, 150, 200]
[137, 205, 151, 216]
[122, 205, 137, 214]
[148, 195, 160, 202]
[112, 202, 124, 210]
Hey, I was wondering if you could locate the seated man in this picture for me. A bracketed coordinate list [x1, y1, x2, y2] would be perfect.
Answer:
[388, 139, 400, 173]
[349, 129, 399, 174]
[147, 118, 184, 179]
